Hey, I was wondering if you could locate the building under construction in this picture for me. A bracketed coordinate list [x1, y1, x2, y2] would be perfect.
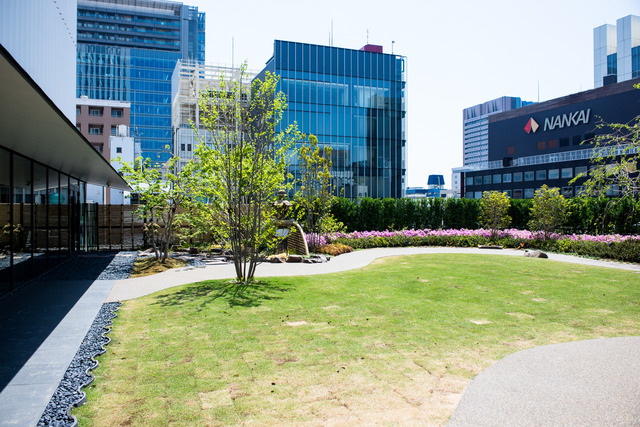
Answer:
[170, 60, 258, 171]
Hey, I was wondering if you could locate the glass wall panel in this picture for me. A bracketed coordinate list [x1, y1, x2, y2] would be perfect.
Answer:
[59, 173, 70, 259]
[48, 169, 61, 263]
[0, 148, 10, 293]
[33, 163, 49, 276]
[12, 155, 33, 283]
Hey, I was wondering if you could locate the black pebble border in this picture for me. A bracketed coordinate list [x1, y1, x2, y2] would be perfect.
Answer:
[37, 301, 121, 427]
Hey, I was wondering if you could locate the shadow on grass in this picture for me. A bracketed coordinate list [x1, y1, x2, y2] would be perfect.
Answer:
[152, 279, 295, 309]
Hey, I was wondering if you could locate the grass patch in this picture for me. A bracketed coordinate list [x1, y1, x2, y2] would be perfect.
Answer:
[131, 256, 190, 278]
[74, 254, 640, 425]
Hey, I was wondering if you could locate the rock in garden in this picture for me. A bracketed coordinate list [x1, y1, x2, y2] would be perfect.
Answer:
[287, 254, 303, 263]
[524, 250, 548, 258]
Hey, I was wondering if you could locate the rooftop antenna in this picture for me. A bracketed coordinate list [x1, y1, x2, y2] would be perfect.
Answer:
[331, 19, 334, 46]
[392, 40, 395, 54]
[366, 29, 369, 44]
[537, 80, 540, 102]
[232, 36, 235, 69]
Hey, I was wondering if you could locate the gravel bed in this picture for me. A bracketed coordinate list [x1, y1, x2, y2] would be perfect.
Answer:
[40, 251, 137, 281]
[38, 302, 121, 427]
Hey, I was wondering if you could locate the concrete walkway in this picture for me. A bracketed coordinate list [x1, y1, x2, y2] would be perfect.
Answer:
[447, 337, 640, 426]
[106, 247, 640, 301]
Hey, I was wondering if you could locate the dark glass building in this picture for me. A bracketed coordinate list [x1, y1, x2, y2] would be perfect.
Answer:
[76, 0, 205, 163]
[462, 77, 640, 199]
[256, 40, 407, 199]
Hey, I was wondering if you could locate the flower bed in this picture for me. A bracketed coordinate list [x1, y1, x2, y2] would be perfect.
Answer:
[304, 228, 640, 264]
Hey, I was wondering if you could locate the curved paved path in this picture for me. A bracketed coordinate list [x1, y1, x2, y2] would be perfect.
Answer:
[447, 337, 640, 426]
[106, 247, 640, 301]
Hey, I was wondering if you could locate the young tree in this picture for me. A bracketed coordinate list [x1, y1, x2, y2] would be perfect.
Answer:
[194, 64, 299, 284]
[479, 191, 511, 240]
[118, 154, 193, 261]
[528, 185, 569, 240]
[578, 111, 640, 198]
[295, 134, 335, 251]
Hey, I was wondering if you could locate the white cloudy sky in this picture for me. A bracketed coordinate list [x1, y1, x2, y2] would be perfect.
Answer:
[188, 0, 640, 188]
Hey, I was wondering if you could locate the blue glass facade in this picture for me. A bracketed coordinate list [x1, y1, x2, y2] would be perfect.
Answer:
[257, 40, 407, 199]
[77, 0, 204, 163]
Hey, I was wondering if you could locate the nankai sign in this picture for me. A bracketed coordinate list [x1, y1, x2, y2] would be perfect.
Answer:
[524, 109, 591, 133]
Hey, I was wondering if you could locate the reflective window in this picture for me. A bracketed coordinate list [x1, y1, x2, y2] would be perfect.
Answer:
[513, 172, 523, 182]
[536, 170, 546, 180]
[524, 171, 534, 181]
[503, 173, 512, 183]
[493, 174, 501, 184]
[524, 188, 534, 198]
[483, 175, 491, 184]
[548, 169, 559, 179]
[561, 168, 573, 179]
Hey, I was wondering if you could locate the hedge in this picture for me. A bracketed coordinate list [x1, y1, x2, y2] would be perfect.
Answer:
[330, 196, 640, 235]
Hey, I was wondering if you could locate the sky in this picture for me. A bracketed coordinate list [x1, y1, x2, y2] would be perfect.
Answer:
[187, 0, 640, 188]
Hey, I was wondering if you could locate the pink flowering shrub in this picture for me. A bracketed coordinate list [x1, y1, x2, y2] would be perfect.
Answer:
[317, 228, 640, 263]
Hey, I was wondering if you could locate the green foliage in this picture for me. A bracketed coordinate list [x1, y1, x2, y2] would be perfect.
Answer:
[295, 134, 334, 251]
[528, 185, 569, 239]
[316, 243, 354, 256]
[118, 154, 194, 261]
[193, 63, 299, 283]
[479, 191, 512, 240]
[508, 199, 532, 229]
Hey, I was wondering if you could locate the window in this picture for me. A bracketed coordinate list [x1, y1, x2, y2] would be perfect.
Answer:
[181, 144, 185, 151]
[584, 133, 595, 143]
[575, 166, 588, 177]
[561, 168, 573, 179]
[550, 139, 560, 149]
[493, 174, 501, 184]
[536, 170, 546, 180]
[76, 106, 81, 116]
[89, 125, 103, 135]
[474, 191, 482, 199]
[474, 176, 482, 185]
[76, 123, 81, 131]
[116, 147, 122, 153]
[524, 171, 534, 181]
[575, 186, 586, 196]
[505, 190, 512, 198]
[524, 188, 534, 199]
[111, 125, 117, 136]
[503, 173, 512, 183]
[187, 144, 192, 151]
[89, 107, 103, 117]
[483, 175, 491, 184]
[466, 177, 473, 186]
[111, 108, 123, 118]
[465, 192, 473, 199]
[513, 172, 523, 182]
[513, 189, 523, 199]
[562, 187, 573, 197]
[573, 135, 582, 146]
[548, 169, 559, 179]
[537, 141, 546, 151]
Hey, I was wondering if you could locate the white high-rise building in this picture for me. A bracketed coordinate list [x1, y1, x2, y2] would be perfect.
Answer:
[594, 15, 640, 88]
[462, 96, 533, 167]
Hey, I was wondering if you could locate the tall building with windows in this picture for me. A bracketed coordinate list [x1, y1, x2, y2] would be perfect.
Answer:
[256, 40, 407, 199]
[76, 0, 205, 163]
[594, 14, 640, 88]
[463, 96, 533, 167]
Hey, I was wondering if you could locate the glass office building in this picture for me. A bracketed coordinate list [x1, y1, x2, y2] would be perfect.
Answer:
[77, 0, 205, 163]
[257, 40, 407, 199]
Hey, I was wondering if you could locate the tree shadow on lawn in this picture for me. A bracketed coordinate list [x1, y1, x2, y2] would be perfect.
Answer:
[152, 279, 295, 309]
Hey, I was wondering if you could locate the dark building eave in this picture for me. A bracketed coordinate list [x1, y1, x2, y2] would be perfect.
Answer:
[0, 44, 130, 191]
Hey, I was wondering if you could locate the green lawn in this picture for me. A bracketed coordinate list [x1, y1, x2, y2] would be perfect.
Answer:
[74, 254, 640, 425]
